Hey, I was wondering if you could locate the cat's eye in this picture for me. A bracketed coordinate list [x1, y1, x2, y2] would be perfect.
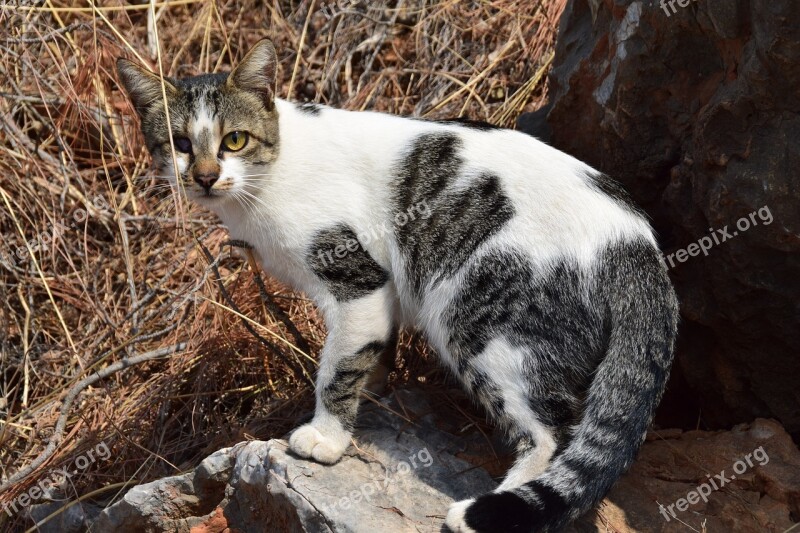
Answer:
[172, 136, 192, 154]
[221, 131, 248, 152]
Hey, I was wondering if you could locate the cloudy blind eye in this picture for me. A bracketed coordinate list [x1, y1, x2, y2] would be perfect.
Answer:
[172, 136, 192, 153]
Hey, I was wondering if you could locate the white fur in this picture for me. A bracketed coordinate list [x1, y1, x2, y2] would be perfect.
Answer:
[475, 337, 558, 491]
[445, 498, 478, 533]
[191, 101, 217, 145]
[175, 154, 189, 175]
[288, 414, 350, 464]
[185, 97, 656, 479]
[218, 157, 246, 193]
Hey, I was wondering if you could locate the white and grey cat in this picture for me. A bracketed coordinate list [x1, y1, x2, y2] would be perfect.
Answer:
[118, 39, 679, 532]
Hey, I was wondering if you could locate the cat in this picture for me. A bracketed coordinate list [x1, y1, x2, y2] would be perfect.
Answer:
[117, 39, 679, 532]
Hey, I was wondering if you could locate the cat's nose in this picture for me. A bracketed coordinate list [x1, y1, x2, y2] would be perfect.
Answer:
[194, 173, 219, 191]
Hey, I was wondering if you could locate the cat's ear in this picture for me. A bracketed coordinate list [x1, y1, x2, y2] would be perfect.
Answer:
[228, 39, 278, 109]
[116, 58, 178, 114]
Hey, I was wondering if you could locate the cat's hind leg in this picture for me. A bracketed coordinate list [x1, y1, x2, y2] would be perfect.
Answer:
[495, 433, 558, 492]
[446, 425, 559, 532]
[444, 337, 560, 531]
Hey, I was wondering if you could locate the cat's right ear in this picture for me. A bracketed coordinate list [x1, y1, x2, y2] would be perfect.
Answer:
[228, 39, 278, 110]
[116, 58, 178, 114]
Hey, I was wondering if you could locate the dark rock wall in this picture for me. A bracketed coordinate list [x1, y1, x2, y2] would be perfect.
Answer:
[526, 0, 800, 434]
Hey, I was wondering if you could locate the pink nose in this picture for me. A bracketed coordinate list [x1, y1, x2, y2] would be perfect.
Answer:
[194, 173, 219, 191]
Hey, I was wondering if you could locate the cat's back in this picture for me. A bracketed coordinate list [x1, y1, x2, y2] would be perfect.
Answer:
[278, 101, 655, 261]
[376, 114, 658, 266]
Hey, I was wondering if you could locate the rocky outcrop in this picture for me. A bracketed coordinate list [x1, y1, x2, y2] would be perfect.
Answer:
[29, 391, 800, 532]
[522, 0, 800, 435]
[30, 390, 497, 533]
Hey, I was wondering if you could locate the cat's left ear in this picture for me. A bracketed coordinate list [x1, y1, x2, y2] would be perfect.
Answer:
[228, 39, 278, 110]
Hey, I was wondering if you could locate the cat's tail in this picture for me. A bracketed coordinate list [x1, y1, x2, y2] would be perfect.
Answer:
[448, 240, 679, 533]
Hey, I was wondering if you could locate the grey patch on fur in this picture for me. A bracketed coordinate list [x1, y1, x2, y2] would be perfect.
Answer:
[321, 341, 387, 431]
[297, 102, 323, 115]
[307, 224, 390, 302]
[455, 237, 678, 532]
[586, 171, 647, 218]
[392, 132, 515, 293]
[448, 250, 606, 440]
[470, 370, 506, 418]
[181, 72, 229, 91]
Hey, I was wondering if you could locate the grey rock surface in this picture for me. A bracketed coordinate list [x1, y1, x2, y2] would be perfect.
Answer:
[87, 389, 497, 533]
[27, 498, 103, 533]
[28, 390, 800, 532]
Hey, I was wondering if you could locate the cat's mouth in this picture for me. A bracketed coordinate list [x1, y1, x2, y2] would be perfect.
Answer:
[195, 190, 222, 201]
[182, 174, 240, 203]
[185, 186, 225, 203]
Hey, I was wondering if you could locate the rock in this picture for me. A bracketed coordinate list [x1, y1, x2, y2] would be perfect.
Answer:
[520, 0, 800, 435]
[34, 391, 799, 532]
[572, 418, 800, 532]
[89, 389, 497, 533]
[516, 102, 553, 144]
[90, 448, 231, 532]
[27, 498, 103, 533]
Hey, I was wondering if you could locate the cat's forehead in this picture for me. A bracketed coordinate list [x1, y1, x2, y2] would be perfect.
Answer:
[174, 74, 227, 119]
[171, 73, 263, 131]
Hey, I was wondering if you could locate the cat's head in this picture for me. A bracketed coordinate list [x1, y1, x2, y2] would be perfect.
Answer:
[117, 39, 279, 206]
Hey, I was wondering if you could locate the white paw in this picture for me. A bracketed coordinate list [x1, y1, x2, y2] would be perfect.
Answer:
[445, 498, 477, 533]
[288, 423, 349, 464]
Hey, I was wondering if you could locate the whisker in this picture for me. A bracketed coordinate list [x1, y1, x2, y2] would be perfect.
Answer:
[135, 175, 176, 181]
[235, 192, 259, 213]
[238, 190, 272, 212]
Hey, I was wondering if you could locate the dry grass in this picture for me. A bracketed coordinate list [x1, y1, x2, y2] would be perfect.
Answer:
[0, 0, 564, 530]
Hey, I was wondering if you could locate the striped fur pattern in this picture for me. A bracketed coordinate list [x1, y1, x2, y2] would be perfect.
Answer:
[119, 39, 679, 532]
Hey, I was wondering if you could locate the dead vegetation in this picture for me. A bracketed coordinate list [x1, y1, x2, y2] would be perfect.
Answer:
[0, 0, 564, 530]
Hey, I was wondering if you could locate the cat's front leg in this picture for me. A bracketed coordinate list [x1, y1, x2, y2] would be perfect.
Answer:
[289, 286, 395, 464]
